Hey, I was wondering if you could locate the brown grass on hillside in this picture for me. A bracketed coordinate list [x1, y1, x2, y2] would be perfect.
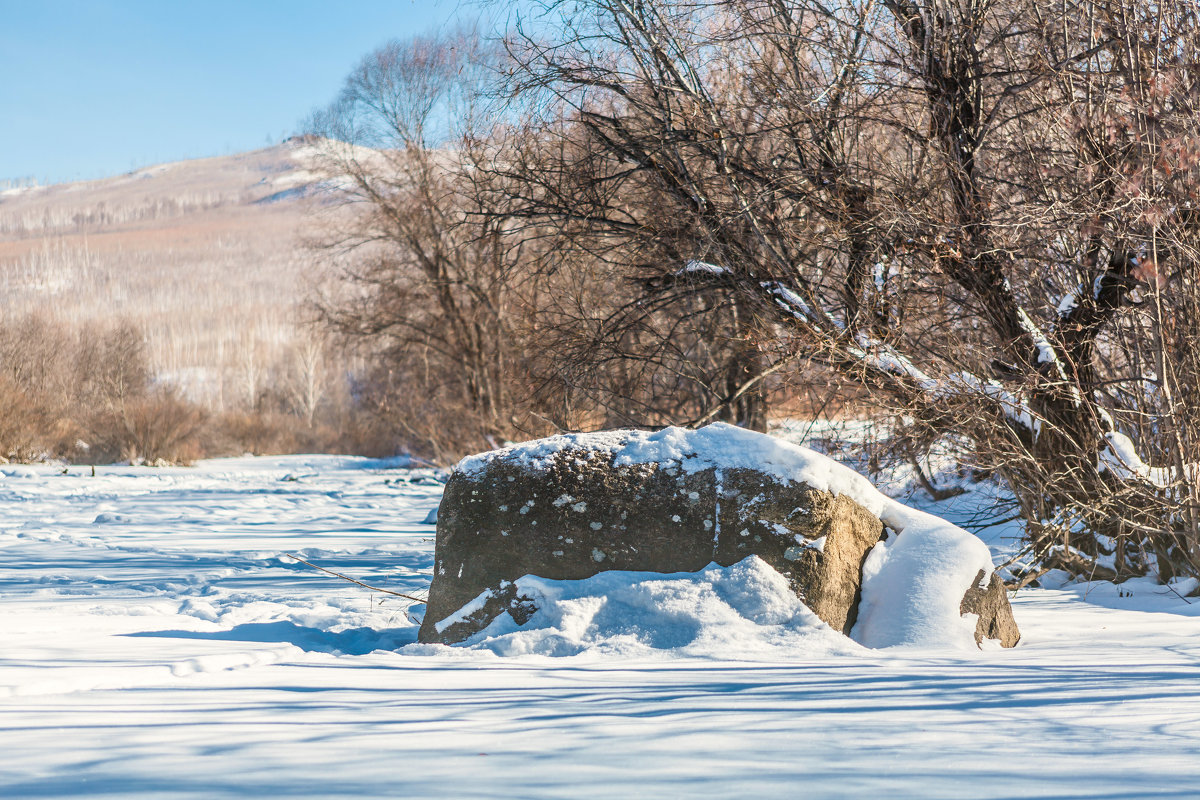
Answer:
[0, 143, 392, 461]
[0, 143, 344, 412]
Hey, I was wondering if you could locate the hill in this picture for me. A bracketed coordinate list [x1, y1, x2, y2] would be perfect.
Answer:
[0, 139, 339, 408]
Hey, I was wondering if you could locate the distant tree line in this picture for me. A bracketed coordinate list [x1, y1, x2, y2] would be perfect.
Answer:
[0, 314, 386, 464]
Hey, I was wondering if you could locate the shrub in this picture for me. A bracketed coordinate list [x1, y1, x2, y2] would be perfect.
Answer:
[84, 388, 208, 465]
[0, 377, 52, 462]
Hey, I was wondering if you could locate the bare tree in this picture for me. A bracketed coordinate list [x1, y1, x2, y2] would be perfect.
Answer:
[494, 0, 1200, 582]
[306, 28, 577, 460]
[281, 328, 330, 427]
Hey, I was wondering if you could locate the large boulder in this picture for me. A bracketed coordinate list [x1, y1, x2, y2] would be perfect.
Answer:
[418, 424, 1019, 649]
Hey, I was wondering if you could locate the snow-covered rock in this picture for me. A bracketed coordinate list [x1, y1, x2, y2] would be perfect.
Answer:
[420, 423, 1019, 650]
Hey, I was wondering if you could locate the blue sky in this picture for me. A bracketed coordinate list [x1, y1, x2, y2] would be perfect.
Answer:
[0, 1, 465, 184]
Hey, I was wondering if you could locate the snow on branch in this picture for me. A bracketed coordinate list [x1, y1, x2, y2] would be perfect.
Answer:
[935, 371, 1042, 439]
[846, 334, 935, 392]
[1055, 288, 1082, 318]
[747, 270, 1045, 439]
[846, 333, 1042, 438]
[680, 259, 730, 276]
[1017, 306, 1083, 408]
[695, 268, 1191, 487]
[760, 280, 813, 324]
[1018, 308, 1065, 374]
[1097, 431, 1197, 489]
[679, 265, 1109, 447]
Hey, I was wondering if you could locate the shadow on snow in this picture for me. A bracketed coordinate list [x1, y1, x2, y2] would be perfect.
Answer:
[126, 620, 418, 655]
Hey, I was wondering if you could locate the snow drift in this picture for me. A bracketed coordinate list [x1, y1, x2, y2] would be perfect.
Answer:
[429, 557, 861, 658]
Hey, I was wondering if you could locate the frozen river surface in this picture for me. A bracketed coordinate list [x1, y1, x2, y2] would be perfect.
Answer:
[2, 455, 1199, 798]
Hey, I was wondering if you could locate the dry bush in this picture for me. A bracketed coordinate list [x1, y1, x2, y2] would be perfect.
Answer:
[83, 388, 208, 465]
[202, 410, 355, 457]
[0, 377, 53, 462]
[0, 314, 213, 465]
[203, 411, 303, 456]
[325, 412, 403, 459]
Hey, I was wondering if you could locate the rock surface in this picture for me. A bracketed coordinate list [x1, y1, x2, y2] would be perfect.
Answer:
[417, 424, 1020, 650]
[420, 445, 883, 643]
[961, 570, 1022, 647]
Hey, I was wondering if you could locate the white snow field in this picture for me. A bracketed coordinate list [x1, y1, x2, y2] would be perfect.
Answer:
[3, 453, 1200, 799]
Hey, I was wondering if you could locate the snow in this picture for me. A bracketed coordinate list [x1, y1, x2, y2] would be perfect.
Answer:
[760, 280, 812, 321]
[1018, 307, 1062, 369]
[853, 522, 988, 648]
[1056, 288, 1081, 317]
[3, 449, 1200, 797]
[1099, 430, 1166, 485]
[1097, 430, 1200, 488]
[850, 333, 938, 391]
[0, 183, 40, 198]
[434, 587, 496, 634]
[461, 423, 877, 509]
[680, 259, 729, 276]
[1016, 307, 1083, 407]
[434, 557, 857, 658]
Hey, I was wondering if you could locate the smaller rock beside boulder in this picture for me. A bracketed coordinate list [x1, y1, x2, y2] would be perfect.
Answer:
[961, 570, 1021, 647]
[427, 580, 538, 645]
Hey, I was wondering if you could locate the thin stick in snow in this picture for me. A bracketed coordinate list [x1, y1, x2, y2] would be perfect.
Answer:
[285, 553, 427, 603]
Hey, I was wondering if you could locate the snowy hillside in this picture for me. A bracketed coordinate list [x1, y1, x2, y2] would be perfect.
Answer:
[0, 140, 341, 405]
[3, 453, 1200, 798]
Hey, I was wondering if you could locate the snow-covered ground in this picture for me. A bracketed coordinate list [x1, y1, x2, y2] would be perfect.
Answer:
[3, 452, 1200, 798]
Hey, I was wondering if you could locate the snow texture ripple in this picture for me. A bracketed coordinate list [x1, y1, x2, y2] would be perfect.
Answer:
[1, 451, 1199, 798]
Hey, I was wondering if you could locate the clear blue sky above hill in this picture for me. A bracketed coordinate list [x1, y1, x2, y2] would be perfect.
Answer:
[0, 0, 462, 184]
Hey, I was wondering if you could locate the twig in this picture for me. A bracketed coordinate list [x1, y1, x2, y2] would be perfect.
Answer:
[908, 454, 967, 501]
[1159, 580, 1194, 605]
[285, 553, 427, 604]
[1009, 566, 1051, 591]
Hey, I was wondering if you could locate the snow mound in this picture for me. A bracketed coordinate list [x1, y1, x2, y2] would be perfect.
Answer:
[420, 557, 860, 658]
[457, 422, 998, 650]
